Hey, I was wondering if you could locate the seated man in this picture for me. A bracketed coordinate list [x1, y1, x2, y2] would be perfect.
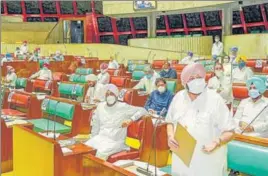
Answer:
[108, 56, 119, 69]
[229, 46, 238, 63]
[85, 84, 147, 160]
[28, 49, 41, 62]
[208, 62, 232, 105]
[97, 63, 110, 85]
[1, 53, 13, 66]
[145, 78, 174, 117]
[179, 51, 198, 64]
[233, 56, 253, 83]
[5, 66, 17, 88]
[134, 66, 160, 94]
[159, 62, 177, 79]
[53, 51, 64, 61]
[85, 74, 106, 104]
[234, 77, 268, 138]
[29, 63, 52, 81]
[14, 47, 21, 58]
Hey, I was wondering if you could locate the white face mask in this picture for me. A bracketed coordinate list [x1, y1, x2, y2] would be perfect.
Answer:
[187, 78, 206, 94]
[215, 70, 223, 78]
[158, 86, 166, 93]
[101, 69, 106, 74]
[106, 95, 116, 105]
[215, 38, 220, 42]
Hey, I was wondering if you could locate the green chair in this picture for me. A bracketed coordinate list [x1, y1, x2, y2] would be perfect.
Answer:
[133, 64, 149, 71]
[228, 140, 268, 175]
[28, 98, 74, 134]
[75, 68, 93, 75]
[69, 74, 87, 83]
[250, 30, 260, 34]
[166, 81, 177, 93]
[132, 71, 145, 81]
[39, 59, 46, 68]
[15, 78, 27, 89]
[58, 83, 84, 98]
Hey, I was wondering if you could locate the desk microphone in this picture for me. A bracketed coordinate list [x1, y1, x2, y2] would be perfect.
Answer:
[136, 108, 165, 176]
[241, 104, 268, 134]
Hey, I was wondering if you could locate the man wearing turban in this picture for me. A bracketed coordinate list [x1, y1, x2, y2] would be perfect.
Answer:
[5, 66, 17, 88]
[85, 74, 106, 104]
[53, 50, 64, 61]
[229, 46, 238, 63]
[29, 63, 52, 81]
[1, 53, 13, 66]
[97, 63, 110, 85]
[166, 63, 235, 176]
[234, 77, 268, 137]
[232, 55, 253, 83]
[20, 41, 28, 55]
[85, 84, 147, 160]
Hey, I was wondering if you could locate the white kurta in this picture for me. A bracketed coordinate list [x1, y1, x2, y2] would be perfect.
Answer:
[97, 72, 110, 85]
[1, 57, 13, 66]
[30, 69, 53, 80]
[85, 83, 106, 104]
[5, 72, 17, 87]
[179, 56, 198, 64]
[166, 89, 234, 176]
[211, 42, 223, 56]
[85, 102, 147, 159]
[20, 45, 28, 54]
[133, 73, 160, 94]
[207, 76, 232, 104]
[234, 97, 268, 138]
[108, 60, 119, 69]
[232, 67, 253, 83]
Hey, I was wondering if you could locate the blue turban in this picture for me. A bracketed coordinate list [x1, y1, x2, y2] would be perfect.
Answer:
[6, 53, 11, 58]
[187, 52, 193, 57]
[231, 47, 238, 52]
[212, 55, 218, 60]
[246, 77, 266, 94]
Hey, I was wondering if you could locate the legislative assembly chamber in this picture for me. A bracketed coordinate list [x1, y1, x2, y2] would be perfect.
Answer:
[1, 1, 268, 176]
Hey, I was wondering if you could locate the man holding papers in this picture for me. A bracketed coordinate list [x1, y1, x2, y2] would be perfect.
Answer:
[166, 63, 235, 176]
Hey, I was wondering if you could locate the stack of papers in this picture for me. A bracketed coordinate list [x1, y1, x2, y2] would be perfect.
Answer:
[58, 139, 76, 147]
[39, 132, 60, 139]
[61, 147, 73, 154]
[6, 119, 28, 127]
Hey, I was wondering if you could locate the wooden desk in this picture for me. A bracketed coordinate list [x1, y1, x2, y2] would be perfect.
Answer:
[13, 125, 96, 176]
[1, 119, 33, 173]
[2, 61, 39, 77]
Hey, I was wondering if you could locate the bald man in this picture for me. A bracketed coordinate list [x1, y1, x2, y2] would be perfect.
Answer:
[166, 63, 235, 176]
[85, 84, 147, 160]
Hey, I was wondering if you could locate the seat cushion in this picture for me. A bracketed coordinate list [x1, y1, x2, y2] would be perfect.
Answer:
[15, 78, 27, 88]
[167, 81, 176, 93]
[228, 140, 268, 175]
[75, 68, 93, 75]
[28, 118, 71, 134]
[58, 83, 84, 97]
[107, 150, 139, 163]
[33, 80, 51, 90]
[42, 99, 74, 121]
[132, 71, 145, 80]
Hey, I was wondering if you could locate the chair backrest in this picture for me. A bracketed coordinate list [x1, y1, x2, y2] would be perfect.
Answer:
[41, 98, 75, 122]
[15, 78, 27, 89]
[33, 79, 52, 91]
[166, 80, 177, 93]
[132, 71, 145, 81]
[171, 64, 186, 71]
[133, 64, 149, 71]
[152, 60, 166, 69]
[58, 83, 85, 98]
[52, 72, 65, 81]
[205, 72, 215, 82]
[8, 91, 30, 109]
[125, 118, 146, 150]
[69, 74, 87, 83]
[110, 76, 128, 88]
[118, 89, 133, 105]
[262, 66, 268, 73]
[228, 140, 268, 175]
[232, 85, 249, 111]
[75, 68, 93, 75]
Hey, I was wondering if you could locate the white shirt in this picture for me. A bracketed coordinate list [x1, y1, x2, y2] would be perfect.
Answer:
[20, 45, 28, 54]
[30, 68, 52, 80]
[85, 83, 106, 104]
[212, 41, 223, 56]
[5, 72, 17, 87]
[232, 67, 253, 83]
[234, 97, 268, 138]
[179, 56, 198, 64]
[166, 89, 234, 176]
[207, 76, 232, 104]
[85, 101, 147, 159]
[108, 60, 119, 69]
[133, 73, 160, 94]
[97, 72, 110, 85]
[1, 57, 12, 66]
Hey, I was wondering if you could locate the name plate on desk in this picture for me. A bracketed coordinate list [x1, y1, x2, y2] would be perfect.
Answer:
[118, 89, 127, 101]
[255, 60, 263, 68]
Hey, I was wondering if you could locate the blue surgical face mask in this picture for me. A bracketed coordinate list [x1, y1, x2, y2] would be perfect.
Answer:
[146, 74, 152, 79]
[238, 61, 246, 69]
[249, 89, 260, 99]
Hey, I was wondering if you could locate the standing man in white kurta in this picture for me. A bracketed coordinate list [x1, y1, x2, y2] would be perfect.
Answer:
[166, 63, 235, 176]
[97, 63, 110, 85]
[85, 84, 147, 160]
[211, 35, 223, 57]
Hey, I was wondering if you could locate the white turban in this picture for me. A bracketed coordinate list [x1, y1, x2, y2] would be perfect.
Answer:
[85, 74, 97, 82]
[105, 84, 119, 97]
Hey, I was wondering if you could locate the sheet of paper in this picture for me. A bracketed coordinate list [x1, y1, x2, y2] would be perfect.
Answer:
[170, 123, 197, 167]
[61, 147, 72, 154]
[113, 160, 134, 168]
[39, 132, 60, 139]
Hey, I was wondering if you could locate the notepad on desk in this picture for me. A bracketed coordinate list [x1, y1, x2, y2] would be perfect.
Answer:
[61, 147, 73, 154]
